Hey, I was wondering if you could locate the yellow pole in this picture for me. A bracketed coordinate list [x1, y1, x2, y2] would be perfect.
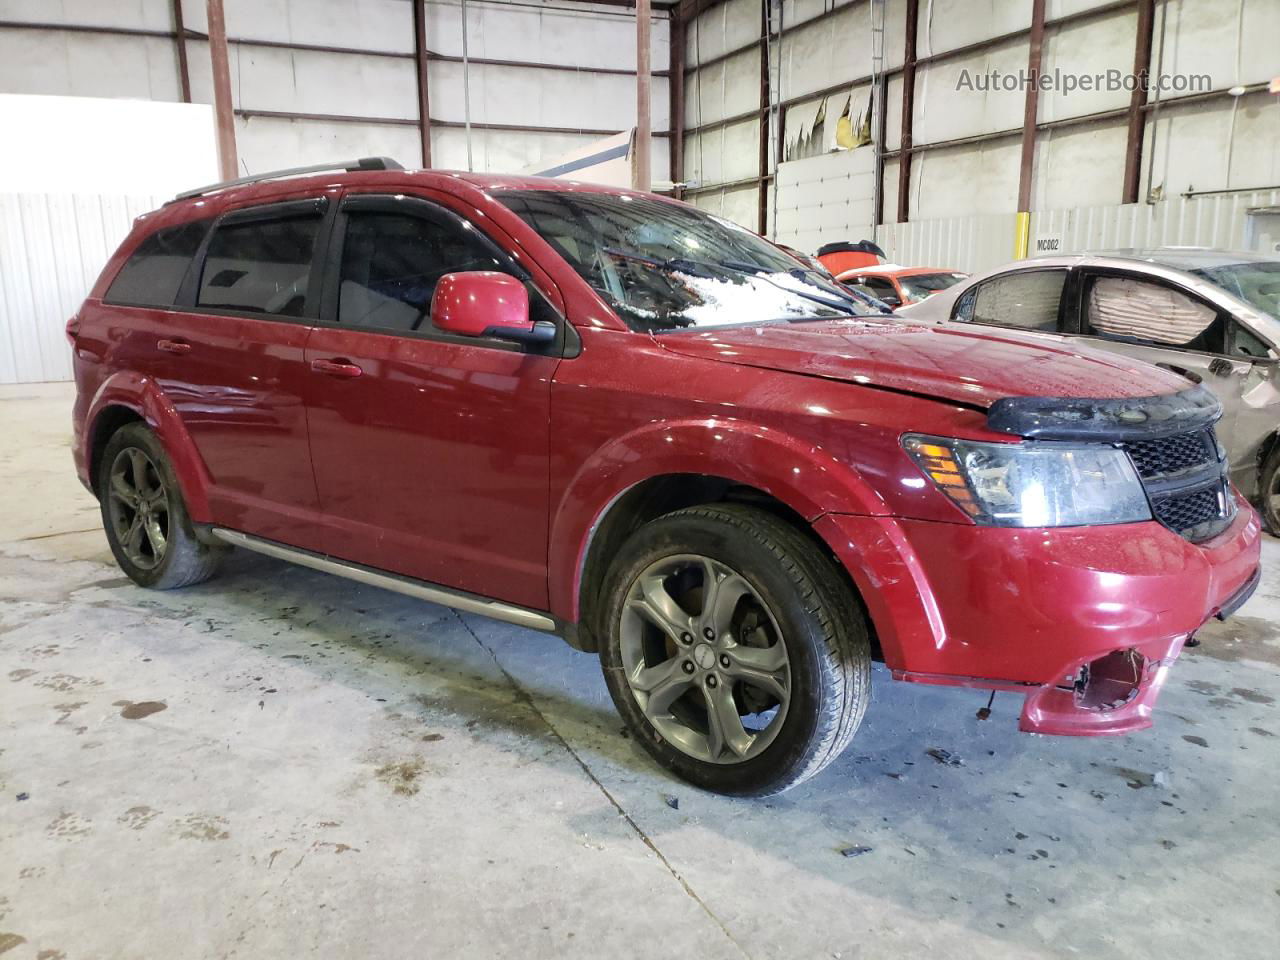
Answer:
[1014, 211, 1031, 259]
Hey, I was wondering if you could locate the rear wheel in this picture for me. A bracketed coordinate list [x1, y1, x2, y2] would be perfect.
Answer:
[599, 504, 871, 797]
[99, 423, 226, 589]
[1261, 445, 1280, 536]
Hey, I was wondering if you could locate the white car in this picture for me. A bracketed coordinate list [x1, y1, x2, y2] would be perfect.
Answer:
[899, 249, 1280, 532]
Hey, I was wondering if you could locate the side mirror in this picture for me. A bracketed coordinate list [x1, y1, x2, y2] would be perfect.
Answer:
[880, 293, 902, 308]
[431, 271, 555, 345]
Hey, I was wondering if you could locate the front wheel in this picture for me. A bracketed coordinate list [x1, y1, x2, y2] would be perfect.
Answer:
[599, 504, 871, 797]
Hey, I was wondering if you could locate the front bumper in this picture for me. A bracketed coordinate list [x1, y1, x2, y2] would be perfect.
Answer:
[815, 497, 1262, 736]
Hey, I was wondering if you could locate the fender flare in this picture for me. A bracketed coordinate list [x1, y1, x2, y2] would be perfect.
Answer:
[86, 371, 214, 522]
[547, 417, 887, 622]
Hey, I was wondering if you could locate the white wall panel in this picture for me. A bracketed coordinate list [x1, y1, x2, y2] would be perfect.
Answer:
[0, 29, 181, 101]
[229, 45, 419, 120]
[686, 0, 759, 68]
[235, 115, 422, 173]
[217, 0, 415, 54]
[913, 37, 1027, 145]
[432, 61, 669, 132]
[915, 0, 1031, 59]
[0, 192, 163, 384]
[1, 0, 173, 30]
[1032, 120, 1128, 210]
[911, 137, 1020, 219]
[428, 0, 667, 72]
[1039, 7, 1137, 124]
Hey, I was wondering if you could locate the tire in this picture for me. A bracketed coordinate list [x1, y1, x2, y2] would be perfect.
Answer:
[1260, 445, 1280, 537]
[98, 422, 226, 589]
[599, 503, 871, 797]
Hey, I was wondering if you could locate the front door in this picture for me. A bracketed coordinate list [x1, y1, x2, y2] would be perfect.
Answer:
[304, 192, 560, 610]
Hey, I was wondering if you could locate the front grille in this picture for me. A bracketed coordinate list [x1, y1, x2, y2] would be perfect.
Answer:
[1152, 487, 1225, 536]
[1120, 431, 1214, 479]
[1120, 429, 1232, 543]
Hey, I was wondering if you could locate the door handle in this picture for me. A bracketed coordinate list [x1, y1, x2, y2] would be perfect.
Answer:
[310, 358, 364, 379]
[156, 338, 191, 355]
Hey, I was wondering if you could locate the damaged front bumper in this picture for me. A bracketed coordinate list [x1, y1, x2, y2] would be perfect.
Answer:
[815, 496, 1263, 737]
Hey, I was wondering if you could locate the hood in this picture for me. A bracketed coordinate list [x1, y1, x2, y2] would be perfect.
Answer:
[654, 318, 1190, 408]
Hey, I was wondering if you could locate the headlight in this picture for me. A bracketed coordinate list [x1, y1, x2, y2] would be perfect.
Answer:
[902, 434, 1151, 527]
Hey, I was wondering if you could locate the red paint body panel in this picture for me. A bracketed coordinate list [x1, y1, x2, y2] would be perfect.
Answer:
[69, 168, 1264, 744]
[655, 319, 1191, 409]
[304, 325, 557, 609]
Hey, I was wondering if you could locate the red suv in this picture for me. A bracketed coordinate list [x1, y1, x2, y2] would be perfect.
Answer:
[70, 158, 1262, 796]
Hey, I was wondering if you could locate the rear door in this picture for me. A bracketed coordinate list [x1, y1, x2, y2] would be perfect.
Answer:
[303, 191, 562, 609]
[151, 192, 331, 550]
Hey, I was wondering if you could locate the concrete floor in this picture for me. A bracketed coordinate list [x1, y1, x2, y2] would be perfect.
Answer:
[1, 382, 1278, 960]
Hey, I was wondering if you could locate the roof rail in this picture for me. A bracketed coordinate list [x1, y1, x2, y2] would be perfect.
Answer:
[172, 156, 404, 202]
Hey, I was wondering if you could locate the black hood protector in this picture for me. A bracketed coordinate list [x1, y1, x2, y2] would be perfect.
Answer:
[986, 385, 1222, 441]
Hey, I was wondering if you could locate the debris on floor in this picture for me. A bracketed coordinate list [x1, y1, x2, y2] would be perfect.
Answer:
[926, 748, 965, 766]
[839, 845, 874, 858]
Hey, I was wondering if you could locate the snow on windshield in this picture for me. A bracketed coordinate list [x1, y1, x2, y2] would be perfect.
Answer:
[655, 270, 844, 328]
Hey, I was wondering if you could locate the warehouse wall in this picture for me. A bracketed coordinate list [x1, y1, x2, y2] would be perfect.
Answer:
[682, 0, 1279, 248]
[0, 0, 671, 181]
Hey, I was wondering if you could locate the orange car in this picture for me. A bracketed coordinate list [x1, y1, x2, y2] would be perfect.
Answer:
[835, 264, 969, 308]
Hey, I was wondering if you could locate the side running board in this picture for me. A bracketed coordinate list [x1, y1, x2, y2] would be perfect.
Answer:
[209, 528, 558, 633]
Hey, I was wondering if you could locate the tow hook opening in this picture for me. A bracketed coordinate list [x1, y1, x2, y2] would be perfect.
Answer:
[1070, 649, 1146, 711]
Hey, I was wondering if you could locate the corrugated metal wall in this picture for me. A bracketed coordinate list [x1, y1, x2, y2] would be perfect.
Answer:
[0, 192, 160, 384]
[1032, 190, 1280, 258]
[780, 182, 1280, 277]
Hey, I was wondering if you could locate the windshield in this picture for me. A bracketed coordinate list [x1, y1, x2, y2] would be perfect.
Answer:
[498, 190, 873, 332]
[898, 272, 968, 300]
[1187, 260, 1280, 321]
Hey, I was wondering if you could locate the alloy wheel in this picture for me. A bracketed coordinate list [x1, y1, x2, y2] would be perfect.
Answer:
[619, 554, 791, 764]
[106, 447, 170, 571]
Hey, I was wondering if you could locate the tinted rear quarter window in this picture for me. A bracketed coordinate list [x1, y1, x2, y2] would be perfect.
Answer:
[197, 215, 321, 317]
[104, 219, 210, 307]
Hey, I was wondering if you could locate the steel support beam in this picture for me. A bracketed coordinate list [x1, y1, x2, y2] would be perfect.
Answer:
[1121, 0, 1155, 204]
[171, 0, 191, 102]
[896, 0, 918, 222]
[670, 12, 686, 198]
[757, 0, 770, 234]
[206, 0, 238, 180]
[1014, 0, 1046, 258]
[635, 0, 653, 190]
[412, 0, 432, 167]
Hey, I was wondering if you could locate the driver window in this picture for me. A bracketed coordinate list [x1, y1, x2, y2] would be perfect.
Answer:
[1085, 276, 1223, 352]
[338, 211, 505, 332]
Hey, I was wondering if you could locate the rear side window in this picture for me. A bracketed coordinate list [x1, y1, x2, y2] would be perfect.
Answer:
[957, 270, 1066, 331]
[197, 214, 321, 317]
[104, 219, 210, 307]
